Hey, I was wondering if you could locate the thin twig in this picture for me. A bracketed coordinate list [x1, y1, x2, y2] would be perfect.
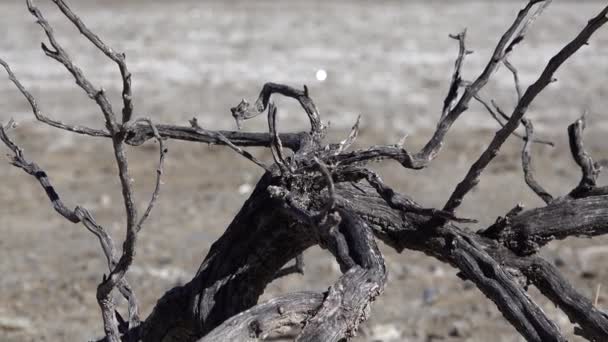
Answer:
[51, 0, 133, 123]
[189, 118, 270, 172]
[132, 118, 167, 233]
[329, 1, 551, 170]
[442, 29, 471, 119]
[0, 122, 139, 338]
[0, 58, 110, 137]
[268, 103, 290, 174]
[504, 58, 524, 102]
[26, 0, 118, 132]
[473, 94, 554, 146]
[505, 0, 553, 55]
[419, 0, 550, 167]
[336, 115, 361, 154]
[521, 119, 553, 204]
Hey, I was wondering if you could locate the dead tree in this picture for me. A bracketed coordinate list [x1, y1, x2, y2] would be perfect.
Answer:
[1, 0, 608, 341]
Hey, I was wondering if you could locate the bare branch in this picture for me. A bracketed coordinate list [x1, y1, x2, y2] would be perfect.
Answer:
[26, 0, 118, 132]
[125, 122, 306, 151]
[417, 0, 550, 168]
[504, 58, 524, 102]
[132, 118, 167, 233]
[268, 103, 290, 174]
[515, 257, 608, 341]
[0, 58, 110, 137]
[568, 113, 601, 197]
[326, 1, 553, 170]
[189, 118, 271, 172]
[443, 6, 608, 214]
[442, 29, 471, 119]
[199, 292, 324, 342]
[521, 119, 553, 204]
[51, 0, 134, 123]
[336, 115, 361, 154]
[505, 0, 553, 55]
[338, 168, 476, 223]
[473, 94, 554, 146]
[297, 209, 386, 341]
[231, 82, 324, 138]
[0, 123, 138, 339]
[450, 235, 564, 342]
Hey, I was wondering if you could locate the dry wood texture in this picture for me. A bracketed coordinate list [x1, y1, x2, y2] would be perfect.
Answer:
[1, 1, 608, 341]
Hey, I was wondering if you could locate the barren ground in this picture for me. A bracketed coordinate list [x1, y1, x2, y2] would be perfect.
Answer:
[1, 1, 608, 341]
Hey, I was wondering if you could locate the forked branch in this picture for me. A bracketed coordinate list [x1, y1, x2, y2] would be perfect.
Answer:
[2, 1, 608, 342]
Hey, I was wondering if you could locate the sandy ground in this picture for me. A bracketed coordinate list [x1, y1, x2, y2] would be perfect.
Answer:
[1, 1, 608, 341]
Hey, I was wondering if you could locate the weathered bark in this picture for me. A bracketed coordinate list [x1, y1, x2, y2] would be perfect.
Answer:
[2, 1, 608, 341]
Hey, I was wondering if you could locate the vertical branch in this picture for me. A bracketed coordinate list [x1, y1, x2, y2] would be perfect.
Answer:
[568, 113, 601, 197]
[521, 119, 553, 203]
[268, 103, 289, 174]
[51, 0, 134, 123]
[442, 29, 471, 119]
[132, 118, 167, 233]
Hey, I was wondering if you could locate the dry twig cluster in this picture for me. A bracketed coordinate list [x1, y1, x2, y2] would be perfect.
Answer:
[2, 0, 608, 341]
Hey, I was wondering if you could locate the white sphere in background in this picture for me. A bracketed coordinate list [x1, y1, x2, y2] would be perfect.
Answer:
[316, 69, 327, 82]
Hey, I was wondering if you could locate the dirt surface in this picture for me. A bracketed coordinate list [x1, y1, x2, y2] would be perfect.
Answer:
[1, 1, 608, 341]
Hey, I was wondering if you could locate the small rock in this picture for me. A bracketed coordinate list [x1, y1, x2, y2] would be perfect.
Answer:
[0, 316, 33, 332]
[448, 320, 471, 338]
[581, 271, 597, 279]
[369, 323, 401, 341]
[422, 287, 438, 306]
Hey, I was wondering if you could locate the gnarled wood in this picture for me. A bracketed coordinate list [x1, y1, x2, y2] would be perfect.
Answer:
[2, 1, 608, 341]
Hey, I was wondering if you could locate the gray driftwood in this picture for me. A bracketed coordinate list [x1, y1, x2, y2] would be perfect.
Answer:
[2, 1, 608, 341]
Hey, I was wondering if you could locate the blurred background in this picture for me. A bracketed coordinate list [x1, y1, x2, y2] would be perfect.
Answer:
[1, 1, 608, 341]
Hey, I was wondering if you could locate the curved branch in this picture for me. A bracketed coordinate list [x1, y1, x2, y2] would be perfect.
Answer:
[521, 119, 553, 204]
[0, 58, 110, 137]
[297, 209, 387, 341]
[568, 114, 601, 197]
[199, 292, 324, 342]
[231, 82, 324, 139]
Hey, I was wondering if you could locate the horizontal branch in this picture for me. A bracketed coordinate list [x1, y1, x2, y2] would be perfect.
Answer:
[125, 123, 306, 151]
[493, 195, 608, 255]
